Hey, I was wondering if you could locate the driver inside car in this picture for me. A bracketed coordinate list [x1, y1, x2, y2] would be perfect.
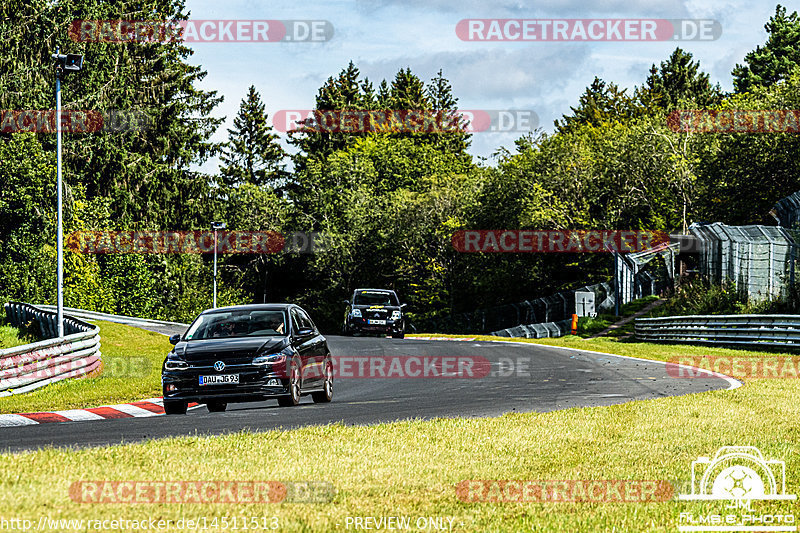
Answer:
[211, 321, 235, 338]
[267, 317, 285, 335]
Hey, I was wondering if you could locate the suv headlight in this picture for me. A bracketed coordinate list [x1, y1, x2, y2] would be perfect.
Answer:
[391, 310, 401, 320]
[164, 357, 189, 371]
[351, 309, 362, 318]
[253, 353, 287, 366]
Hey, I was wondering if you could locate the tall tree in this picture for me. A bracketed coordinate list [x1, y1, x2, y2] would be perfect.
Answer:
[642, 48, 721, 109]
[425, 69, 471, 156]
[733, 5, 800, 93]
[0, 0, 223, 229]
[219, 86, 287, 188]
[555, 77, 639, 134]
[288, 61, 367, 170]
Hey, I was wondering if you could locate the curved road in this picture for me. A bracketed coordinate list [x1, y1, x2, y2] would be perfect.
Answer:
[0, 328, 736, 452]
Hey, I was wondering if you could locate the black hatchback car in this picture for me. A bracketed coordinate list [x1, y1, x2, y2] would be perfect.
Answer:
[161, 304, 333, 414]
[342, 288, 406, 338]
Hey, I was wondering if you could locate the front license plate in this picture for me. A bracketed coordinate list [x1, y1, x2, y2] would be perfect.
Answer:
[368, 319, 386, 325]
[199, 374, 239, 386]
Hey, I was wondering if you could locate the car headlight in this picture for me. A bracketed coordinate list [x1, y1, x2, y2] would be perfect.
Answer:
[351, 309, 362, 318]
[164, 357, 189, 371]
[253, 353, 287, 366]
[391, 310, 401, 320]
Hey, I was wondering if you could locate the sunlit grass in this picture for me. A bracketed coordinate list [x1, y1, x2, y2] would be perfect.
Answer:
[0, 378, 797, 532]
[0, 321, 168, 413]
[0, 324, 35, 350]
[1, 323, 797, 531]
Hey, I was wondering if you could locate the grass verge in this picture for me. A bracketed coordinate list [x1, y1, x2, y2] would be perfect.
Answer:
[0, 320, 168, 414]
[0, 378, 796, 531]
[0, 324, 36, 350]
[1, 325, 798, 531]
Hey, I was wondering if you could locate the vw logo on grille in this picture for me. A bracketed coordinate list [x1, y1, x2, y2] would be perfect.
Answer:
[213, 361, 225, 372]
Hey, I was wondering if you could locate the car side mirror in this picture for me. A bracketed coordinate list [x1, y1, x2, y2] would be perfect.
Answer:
[169, 334, 181, 345]
[296, 327, 314, 336]
[342, 300, 350, 305]
[400, 303, 407, 309]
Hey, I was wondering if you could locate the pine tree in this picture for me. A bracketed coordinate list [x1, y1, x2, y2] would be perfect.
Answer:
[642, 48, 721, 109]
[288, 62, 366, 170]
[733, 5, 800, 93]
[0, 0, 225, 229]
[555, 77, 639, 134]
[388, 68, 429, 109]
[219, 86, 287, 188]
[426, 69, 471, 155]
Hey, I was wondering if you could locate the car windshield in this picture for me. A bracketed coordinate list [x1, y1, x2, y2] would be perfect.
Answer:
[183, 310, 287, 340]
[354, 291, 397, 306]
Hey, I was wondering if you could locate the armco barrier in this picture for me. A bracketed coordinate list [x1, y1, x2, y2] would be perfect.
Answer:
[1, 302, 101, 396]
[635, 314, 800, 349]
[35, 304, 188, 328]
[491, 319, 572, 339]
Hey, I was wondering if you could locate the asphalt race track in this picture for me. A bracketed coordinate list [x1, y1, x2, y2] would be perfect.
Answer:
[0, 327, 737, 453]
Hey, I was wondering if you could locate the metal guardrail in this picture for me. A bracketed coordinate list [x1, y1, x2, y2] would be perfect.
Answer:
[635, 314, 800, 349]
[492, 319, 572, 339]
[34, 305, 188, 328]
[1, 302, 102, 396]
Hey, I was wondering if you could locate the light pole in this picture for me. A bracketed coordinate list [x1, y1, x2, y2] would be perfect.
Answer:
[52, 49, 83, 337]
[211, 222, 226, 308]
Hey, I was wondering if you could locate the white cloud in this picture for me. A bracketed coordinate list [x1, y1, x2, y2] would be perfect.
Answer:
[185, 0, 781, 169]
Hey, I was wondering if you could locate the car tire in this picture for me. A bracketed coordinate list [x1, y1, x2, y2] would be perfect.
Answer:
[278, 361, 301, 407]
[392, 332, 405, 339]
[312, 358, 333, 403]
[206, 401, 227, 412]
[163, 400, 187, 415]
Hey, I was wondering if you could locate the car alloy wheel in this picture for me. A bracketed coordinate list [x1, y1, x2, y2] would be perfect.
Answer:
[278, 361, 301, 407]
[312, 358, 333, 403]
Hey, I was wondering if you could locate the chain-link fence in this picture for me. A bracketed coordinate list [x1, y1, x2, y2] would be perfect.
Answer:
[413, 245, 675, 335]
[413, 277, 664, 335]
[690, 223, 795, 302]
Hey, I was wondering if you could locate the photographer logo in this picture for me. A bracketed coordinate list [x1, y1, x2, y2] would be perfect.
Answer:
[677, 446, 796, 532]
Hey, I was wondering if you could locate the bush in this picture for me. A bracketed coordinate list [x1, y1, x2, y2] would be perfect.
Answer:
[656, 279, 745, 316]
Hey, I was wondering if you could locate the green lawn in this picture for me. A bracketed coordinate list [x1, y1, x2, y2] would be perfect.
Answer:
[0, 324, 36, 350]
[0, 324, 797, 532]
[0, 320, 168, 413]
[0, 378, 796, 531]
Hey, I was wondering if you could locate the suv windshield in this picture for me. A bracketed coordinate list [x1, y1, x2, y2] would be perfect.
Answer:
[184, 310, 287, 340]
[354, 291, 398, 306]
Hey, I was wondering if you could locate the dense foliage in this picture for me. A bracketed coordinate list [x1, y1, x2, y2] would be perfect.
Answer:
[2, 3, 800, 330]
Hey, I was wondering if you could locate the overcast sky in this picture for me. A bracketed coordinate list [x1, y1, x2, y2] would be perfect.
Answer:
[182, 0, 783, 171]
